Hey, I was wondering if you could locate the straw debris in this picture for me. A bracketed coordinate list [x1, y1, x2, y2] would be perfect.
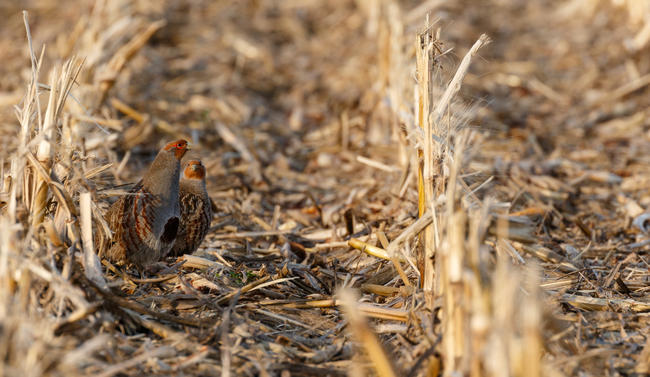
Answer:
[0, 1, 648, 376]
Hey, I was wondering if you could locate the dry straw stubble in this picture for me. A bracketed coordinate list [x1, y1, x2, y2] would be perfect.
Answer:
[1, 1, 649, 376]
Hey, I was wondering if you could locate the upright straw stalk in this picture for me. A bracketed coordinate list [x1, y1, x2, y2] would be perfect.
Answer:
[383, 1, 409, 171]
[28, 58, 83, 229]
[16, 12, 83, 236]
[14, 12, 43, 225]
[415, 22, 438, 293]
[414, 21, 494, 374]
[30, 65, 60, 229]
[439, 132, 469, 372]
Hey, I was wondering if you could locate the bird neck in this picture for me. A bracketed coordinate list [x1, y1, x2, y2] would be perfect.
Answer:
[180, 177, 207, 196]
[142, 151, 180, 201]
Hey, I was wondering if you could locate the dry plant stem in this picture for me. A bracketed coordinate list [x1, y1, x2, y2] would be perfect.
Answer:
[72, 114, 123, 131]
[110, 98, 145, 123]
[210, 230, 293, 239]
[129, 274, 177, 284]
[18, 11, 43, 148]
[82, 274, 213, 327]
[339, 289, 399, 377]
[356, 155, 400, 172]
[628, 18, 650, 51]
[215, 122, 262, 182]
[15, 16, 44, 225]
[637, 339, 650, 375]
[522, 263, 542, 377]
[95, 346, 174, 377]
[20, 257, 93, 331]
[221, 292, 237, 377]
[431, 34, 489, 295]
[560, 293, 650, 312]
[468, 210, 488, 377]
[415, 28, 490, 374]
[31, 58, 83, 229]
[255, 308, 312, 329]
[127, 309, 206, 348]
[385, 210, 432, 276]
[214, 275, 271, 305]
[361, 283, 414, 296]
[589, 72, 650, 107]
[390, 256, 411, 288]
[431, 34, 490, 125]
[348, 238, 403, 261]
[349, 210, 433, 285]
[59, 334, 112, 369]
[259, 298, 409, 322]
[83, 163, 113, 180]
[385, 210, 433, 256]
[54, 302, 102, 334]
[98, 19, 166, 106]
[442, 135, 473, 370]
[354, 303, 408, 322]
[336, 301, 408, 321]
[378, 230, 412, 287]
[489, 255, 516, 375]
[183, 253, 232, 269]
[80, 192, 107, 289]
[415, 24, 434, 290]
[442, 211, 466, 371]
[20, 12, 44, 226]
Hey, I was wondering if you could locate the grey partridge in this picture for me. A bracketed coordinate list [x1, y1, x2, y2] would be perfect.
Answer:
[169, 160, 212, 257]
[100, 140, 189, 268]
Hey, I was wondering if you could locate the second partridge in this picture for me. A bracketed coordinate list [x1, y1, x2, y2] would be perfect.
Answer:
[169, 160, 212, 257]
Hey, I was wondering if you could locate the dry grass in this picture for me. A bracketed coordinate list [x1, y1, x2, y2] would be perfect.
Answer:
[0, 0, 649, 376]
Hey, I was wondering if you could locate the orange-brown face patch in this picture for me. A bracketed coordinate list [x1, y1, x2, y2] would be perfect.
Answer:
[183, 160, 206, 180]
[164, 139, 189, 160]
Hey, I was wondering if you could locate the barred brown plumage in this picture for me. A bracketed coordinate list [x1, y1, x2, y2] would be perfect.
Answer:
[169, 160, 212, 257]
[97, 140, 188, 268]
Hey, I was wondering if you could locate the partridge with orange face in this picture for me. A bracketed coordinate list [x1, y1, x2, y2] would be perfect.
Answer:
[100, 140, 188, 268]
[169, 160, 212, 257]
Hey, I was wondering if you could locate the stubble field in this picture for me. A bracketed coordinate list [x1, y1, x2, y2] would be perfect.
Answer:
[0, 1, 648, 376]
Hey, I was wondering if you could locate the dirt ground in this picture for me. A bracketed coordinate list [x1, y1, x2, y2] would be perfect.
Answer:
[0, 0, 648, 376]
